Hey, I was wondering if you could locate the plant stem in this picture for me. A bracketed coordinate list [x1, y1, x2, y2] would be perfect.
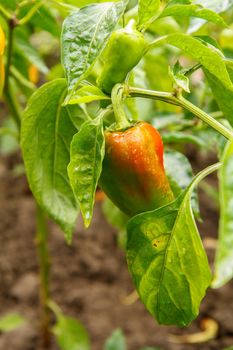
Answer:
[47, 300, 62, 319]
[16, 0, 37, 10]
[4, 88, 21, 131]
[145, 35, 167, 53]
[11, 65, 36, 91]
[184, 63, 202, 77]
[36, 204, 51, 349]
[18, 1, 45, 26]
[4, 17, 18, 93]
[0, 5, 12, 20]
[48, 0, 76, 11]
[128, 86, 179, 105]
[111, 84, 131, 130]
[128, 86, 233, 141]
[178, 95, 233, 141]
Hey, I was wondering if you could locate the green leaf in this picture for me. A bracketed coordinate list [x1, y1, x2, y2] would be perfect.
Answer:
[0, 0, 18, 10]
[160, 3, 226, 28]
[169, 61, 190, 93]
[162, 131, 205, 146]
[127, 163, 220, 326]
[0, 119, 19, 156]
[192, 0, 233, 13]
[21, 79, 79, 242]
[167, 0, 191, 4]
[0, 313, 26, 332]
[164, 149, 200, 218]
[66, 104, 91, 130]
[212, 141, 233, 288]
[14, 33, 48, 74]
[68, 115, 105, 228]
[11, 65, 36, 93]
[138, 0, 160, 30]
[152, 113, 189, 130]
[204, 68, 233, 126]
[67, 85, 110, 105]
[60, 0, 121, 6]
[53, 315, 90, 350]
[102, 198, 129, 250]
[154, 33, 233, 93]
[165, 150, 194, 196]
[104, 329, 126, 350]
[189, 0, 233, 33]
[61, 1, 127, 98]
[102, 198, 129, 231]
[24, 5, 60, 37]
[144, 51, 175, 113]
[195, 35, 222, 53]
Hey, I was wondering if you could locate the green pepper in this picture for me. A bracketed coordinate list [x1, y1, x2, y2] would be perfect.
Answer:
[99, 122, 174, 216]
[97, 20, 147, 94]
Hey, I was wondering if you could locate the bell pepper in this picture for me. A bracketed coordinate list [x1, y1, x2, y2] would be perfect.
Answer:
[97, 20, 146, 94]
[99, 122, 174, 216]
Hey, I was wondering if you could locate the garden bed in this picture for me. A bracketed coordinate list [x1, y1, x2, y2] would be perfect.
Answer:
[0, 153, 233, 350]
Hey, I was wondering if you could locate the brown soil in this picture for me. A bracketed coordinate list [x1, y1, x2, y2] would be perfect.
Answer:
[0, 152, 233, 350]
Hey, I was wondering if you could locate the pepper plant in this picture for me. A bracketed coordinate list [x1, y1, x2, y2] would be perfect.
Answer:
[1, 0, 233, 347]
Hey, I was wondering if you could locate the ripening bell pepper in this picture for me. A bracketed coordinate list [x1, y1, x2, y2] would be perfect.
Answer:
[97, 20, 146, 94]
[99, 122, 174, 216]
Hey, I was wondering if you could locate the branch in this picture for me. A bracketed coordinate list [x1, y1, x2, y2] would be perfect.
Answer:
[127, 86, 233, 141]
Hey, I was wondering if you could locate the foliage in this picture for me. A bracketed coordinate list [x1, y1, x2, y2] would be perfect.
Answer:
[1, 0, 233, 346]
[0, 313, 26, 332]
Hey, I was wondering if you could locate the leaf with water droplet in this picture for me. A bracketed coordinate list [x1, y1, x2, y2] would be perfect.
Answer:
[61, 1, 127, 101]
[68, 114, 105, 228]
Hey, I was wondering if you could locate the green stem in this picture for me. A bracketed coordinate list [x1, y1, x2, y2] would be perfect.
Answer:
[145, 35, 167, 53]
[178, 95, 233, 141]
[184, 63, 202, 77]
[16, 0, 37, 10]
[18, 1, 45, 25]
[4, 88, 21, 131]
[98, 105, 113, 120]
[128, 86, 233, 141]
[0, 5, 12, 20]
[128, 86, 179, 105]
[111, 84, 131, 130]
[11, 65, 36, 91]
[47, 300, 62, 319]
[36, 204, 51, 349]
[48, 0, 76, 11]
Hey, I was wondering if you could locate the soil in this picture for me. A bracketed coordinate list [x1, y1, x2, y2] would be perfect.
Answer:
[0, 151, 233, 350]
